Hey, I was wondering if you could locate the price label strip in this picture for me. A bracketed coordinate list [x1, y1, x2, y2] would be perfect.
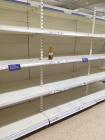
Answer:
[82, 58, 88, 63]
[8, 64, 21, 71]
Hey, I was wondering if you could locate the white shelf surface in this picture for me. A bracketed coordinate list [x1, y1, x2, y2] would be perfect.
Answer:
[0, 113, 49, 140]
[0, 71, 105, 109]
[1, 89, 105, 140]
[0, 54, 105, 70]
[1, 25, 105, 38]
[43, 89, 105, 124]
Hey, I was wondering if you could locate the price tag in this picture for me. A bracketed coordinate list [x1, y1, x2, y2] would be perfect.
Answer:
[8, 64, 21, 71]
[82, 58, 88, 63]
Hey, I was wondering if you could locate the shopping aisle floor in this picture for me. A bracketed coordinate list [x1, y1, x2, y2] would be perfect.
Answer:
[24, 102, 105, 140]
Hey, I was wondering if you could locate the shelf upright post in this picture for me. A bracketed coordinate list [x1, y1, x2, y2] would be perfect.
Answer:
[26, 0, 31, 80]
[40, 0, 44, 111]
[86, 7, 96, 95]
[102, 41, 105, 67]
[73, 20, 78, 77]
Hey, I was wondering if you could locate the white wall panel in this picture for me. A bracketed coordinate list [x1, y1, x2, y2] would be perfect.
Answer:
[44, 16, 76, 31]
[0, 8, 27, 26]
[0, 34, 28, 59]
[77, 20, 92, 33]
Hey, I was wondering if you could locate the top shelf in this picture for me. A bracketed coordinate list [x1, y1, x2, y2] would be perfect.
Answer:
[1, 0, 105, 21]
[1, 25, 105, 38]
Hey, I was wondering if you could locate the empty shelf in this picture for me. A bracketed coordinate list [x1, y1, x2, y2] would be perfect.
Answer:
[0, 54, 105, 70]
[0, 25, 105, 38]
[1, 89, 105, 140]
[0, 71, 105, 109]
[0, 113, 49, 140]
[43, 89, 105, 124]
[1, 0, 105, 21]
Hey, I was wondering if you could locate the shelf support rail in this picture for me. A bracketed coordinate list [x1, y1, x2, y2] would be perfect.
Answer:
[26, 0, 31, 80]
[86, 7, 96, 95]
[40, 0, 44, 112]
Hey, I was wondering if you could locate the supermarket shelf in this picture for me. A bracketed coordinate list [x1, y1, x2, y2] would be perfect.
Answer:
[0, 54, 105, 71]
[1, 88, 105, 140]
[1, 25, 105, 38]
[0, 1, 105, 140]
[0, 113, 49, 140]
[0, 71, 105, 109]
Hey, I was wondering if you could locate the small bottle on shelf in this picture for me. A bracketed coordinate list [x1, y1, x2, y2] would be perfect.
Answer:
[48, 47, 53, 60]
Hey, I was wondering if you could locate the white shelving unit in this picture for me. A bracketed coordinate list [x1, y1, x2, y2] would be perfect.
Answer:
[0, 0, 105, 139]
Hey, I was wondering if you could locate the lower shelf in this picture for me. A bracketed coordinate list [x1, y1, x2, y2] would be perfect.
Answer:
[0, 71, 105, 109]
[0, 113, 49, 140]
[0, 85, 105, 140]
